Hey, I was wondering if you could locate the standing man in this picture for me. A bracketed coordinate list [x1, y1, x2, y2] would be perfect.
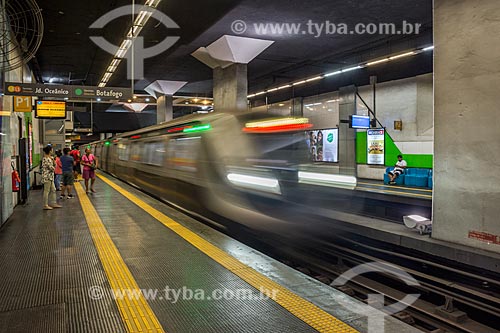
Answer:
[81, 148, 98, 194]
[388, 154, 407, 184]
[70, 145, 81, 181]
[60, 148, 75, 199]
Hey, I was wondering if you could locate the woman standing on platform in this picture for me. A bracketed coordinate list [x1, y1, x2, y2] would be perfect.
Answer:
[54, 150, 63, 191]
[41, 145, 62, 210]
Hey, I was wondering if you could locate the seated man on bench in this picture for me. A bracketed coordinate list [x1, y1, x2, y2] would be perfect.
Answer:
[388, 154, 407, 185]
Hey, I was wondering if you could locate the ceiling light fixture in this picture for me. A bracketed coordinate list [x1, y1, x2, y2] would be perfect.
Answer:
[366, 58, 390, 66]
[388, 51, 415, 60]
[97, 0, 162, 87]
[247, 45, 434, 99]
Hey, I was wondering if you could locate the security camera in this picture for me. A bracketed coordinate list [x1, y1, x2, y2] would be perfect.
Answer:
[403, 215, 432, 235]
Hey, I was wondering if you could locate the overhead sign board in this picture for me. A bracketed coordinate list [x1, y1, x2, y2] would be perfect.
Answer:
[35, 101, 66, 119]
[4, 82, 132, 100]
[74, 128, 93, 133]
[13, 96, 32, 113]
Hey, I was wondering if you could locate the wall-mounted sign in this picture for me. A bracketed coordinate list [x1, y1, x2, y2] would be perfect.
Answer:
[4, 82, 132, 100]
[13, 96, 32, 113]
[35, 101, 66, 119]
[367, 128, 385, 165]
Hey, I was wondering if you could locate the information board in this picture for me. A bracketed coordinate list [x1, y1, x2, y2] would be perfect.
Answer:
[35, 101, 66, 119]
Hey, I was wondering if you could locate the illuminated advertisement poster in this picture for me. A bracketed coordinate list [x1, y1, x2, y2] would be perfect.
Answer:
[367, 128, 385, 165]
[306, 128, 338, 162]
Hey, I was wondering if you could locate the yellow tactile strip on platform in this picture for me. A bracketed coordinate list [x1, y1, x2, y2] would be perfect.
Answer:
[74, 182, 165, 333]
[97, 173, 360, 333]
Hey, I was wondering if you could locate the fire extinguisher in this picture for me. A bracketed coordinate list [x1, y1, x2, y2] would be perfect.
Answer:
[11, 162, 21, 192]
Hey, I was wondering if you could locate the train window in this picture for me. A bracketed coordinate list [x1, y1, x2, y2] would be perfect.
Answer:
[130, 142, 142, 162]
[117, 144, 129, 161]
[143, 141, 165, 166]
[166, 136, 200, 172]
[249, 133, 310, 165]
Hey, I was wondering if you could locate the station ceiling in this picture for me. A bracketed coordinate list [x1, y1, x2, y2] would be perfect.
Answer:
[31, 0, 433, 100]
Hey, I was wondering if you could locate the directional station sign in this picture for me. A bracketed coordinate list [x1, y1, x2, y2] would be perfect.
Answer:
[4, 82, 132, 100]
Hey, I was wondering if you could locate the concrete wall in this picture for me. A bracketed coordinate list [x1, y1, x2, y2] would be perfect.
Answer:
[432, 0, 500, 253]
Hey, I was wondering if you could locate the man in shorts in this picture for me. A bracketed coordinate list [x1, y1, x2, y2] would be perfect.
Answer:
[70, 145, 81, 181]
[388, 154, 407, 184]
[60, 148, 75, 199]
[81, 148, 98, 193]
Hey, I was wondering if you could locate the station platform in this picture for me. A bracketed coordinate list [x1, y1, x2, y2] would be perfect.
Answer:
[355, 179, 432, 201]
[0, 172, 421, 333]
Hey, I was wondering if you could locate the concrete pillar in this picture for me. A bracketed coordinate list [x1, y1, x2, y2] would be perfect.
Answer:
[432, 0, 500, 252]
[144, 80, 187, 124]
[213, 63, 248, 112]
[156, 94, 174, 124]
[338, 85, 357, 176]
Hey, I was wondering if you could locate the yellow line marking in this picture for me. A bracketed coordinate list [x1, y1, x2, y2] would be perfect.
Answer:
[357, 181, 433, 193]
[74, 182, 165, 333]
[358, 187, 433, 199]
[97, 173, 359, 333]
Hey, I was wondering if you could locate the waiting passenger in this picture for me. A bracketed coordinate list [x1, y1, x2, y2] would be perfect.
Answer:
[60, 148, 75, 199]
[388, 154, 407, 184]
[54, 150, 63, 191]
[81, 148, 98, 194]
[41, 145, 62, 210]
[70, 145, 81, 181]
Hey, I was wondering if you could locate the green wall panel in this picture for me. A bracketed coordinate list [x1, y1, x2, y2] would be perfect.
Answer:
[356, 130, 433, 169]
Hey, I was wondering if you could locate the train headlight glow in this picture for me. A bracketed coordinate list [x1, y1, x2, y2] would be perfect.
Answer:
[227, 173, 281, 194]
[298, 171, 357, 189]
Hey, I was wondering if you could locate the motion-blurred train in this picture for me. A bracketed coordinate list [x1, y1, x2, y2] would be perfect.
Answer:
[89, 111, 322, 230]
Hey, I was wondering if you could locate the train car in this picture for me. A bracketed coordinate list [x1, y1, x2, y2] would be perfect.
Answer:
[89, 111, 312, 230]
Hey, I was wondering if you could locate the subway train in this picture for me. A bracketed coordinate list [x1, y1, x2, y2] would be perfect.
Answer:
[88, 111, 324, 232]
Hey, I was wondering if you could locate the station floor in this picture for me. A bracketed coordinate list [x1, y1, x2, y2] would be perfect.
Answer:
[0, 173, 422, 333]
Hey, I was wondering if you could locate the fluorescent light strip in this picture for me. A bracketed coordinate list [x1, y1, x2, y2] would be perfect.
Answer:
[227, 173, 281, 194]
[99, 1, 162, 87]
[324, 71, 341, 77]
[388, 51, 415, 60]
[306, 76, 322, 82]
[341, 65, 362, 72]
[247, 45, 433, 98]
[366, 58, 390, 66]
[298, 171, 357, 189]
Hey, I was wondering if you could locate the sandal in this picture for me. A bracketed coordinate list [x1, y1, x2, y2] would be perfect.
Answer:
[43, 206, 53, 210]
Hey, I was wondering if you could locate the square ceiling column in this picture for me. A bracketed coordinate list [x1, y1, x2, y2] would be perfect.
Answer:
[192, 35, 274, 112]
[145, 80, 187, 124]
